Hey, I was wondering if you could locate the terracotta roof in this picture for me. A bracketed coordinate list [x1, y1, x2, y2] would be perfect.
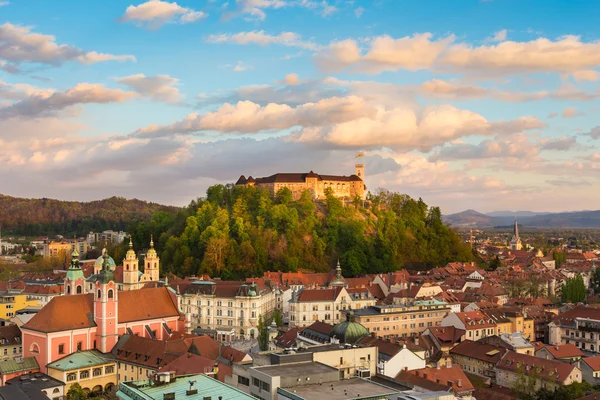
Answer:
[553, 305, 600, 327]
[0, 325, 21, 346]
[395, 370, 450, 393]
[22, 285, 62, 295]
[366, 284, 386, 300]
[427, 326, 465, 345]
[23, 287, 180, 333]
[582, 355, 600, 371]
[405, 365, 475, 394]
[276, 328, 300, 348]
[297, 287, 343, 302]
[301, 321, 334, 336]
[450, 340, 507, 364]
[472, 387, 518, 400]
[359, 336, 403, 358]
[113, 335, 178, 369]
[158, 353, 217, 376]
[497, 351, 576, 384]
[455, 310, 497, 330]
[539, 344, 583, 359]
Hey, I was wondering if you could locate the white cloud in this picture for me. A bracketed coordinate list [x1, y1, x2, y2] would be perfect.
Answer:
[485, 29, 507, 43]
[539, 136, 577, 151]
[315, 32, 600, 78]
[561, 106, 584, 118]
[206, 31, 319, 50]
[223, 0, 287, 21]
[0, 83, 137, 119]
[115, 74, 182, 103]
[121, 0, 207, 28]
[572, 70, 599, 82]
[284, 73, 299, 85]
[232, 61, 250, 72]
[134, 96, 376, 137]
[0, 23, 135, 68]
[429, 134, 540, 161]
[354, 7, 364, 18]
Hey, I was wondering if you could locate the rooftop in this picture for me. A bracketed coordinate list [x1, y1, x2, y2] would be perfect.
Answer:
[0, 356, 39, 375]
[47, 350, 114, 371]
[255, 361, 338, 378]
[118, 373, 254, 400]
[6, 372, 64, 390]
[279, 378, 399, 400]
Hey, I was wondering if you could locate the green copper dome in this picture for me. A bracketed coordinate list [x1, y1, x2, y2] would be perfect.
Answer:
[94, 253, 116, 268]
[329, 311, 370, 344]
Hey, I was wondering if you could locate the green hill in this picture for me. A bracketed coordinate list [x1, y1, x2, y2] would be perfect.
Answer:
[133, 185, 473, 279]
[0, 194, 180, 236]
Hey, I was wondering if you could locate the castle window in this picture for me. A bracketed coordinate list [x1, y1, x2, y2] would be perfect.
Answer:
[77, 341, 82, 351]
[76, 285, 82, 294]
[97, 290, 102, 299]
[67, 286, 71, 294]
[58, 344, 64, 354]
[29, 343, 40, 354]
[108, 289, 114, 299]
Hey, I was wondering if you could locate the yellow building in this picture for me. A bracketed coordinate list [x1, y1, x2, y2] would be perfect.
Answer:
[45, 242, 72, 258]
[0, 291, 40, 320]
[46, 350, 117, 397]
[486, 310, 535, 341]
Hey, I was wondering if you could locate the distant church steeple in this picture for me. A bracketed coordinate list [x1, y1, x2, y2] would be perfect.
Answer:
[509, 219, 523, 251]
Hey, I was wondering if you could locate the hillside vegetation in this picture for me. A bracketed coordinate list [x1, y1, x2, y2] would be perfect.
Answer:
[129, 185, 473, 279]
[0, 194, 179, 236]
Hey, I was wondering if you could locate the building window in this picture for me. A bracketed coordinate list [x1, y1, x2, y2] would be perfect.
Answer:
[58, 344, 64, 355]
[97, 290, 102, 299]
[67, 373, 77, 382]
[76, 285, 82, 294]
[108, 289, 114, 299]
[105, 366, 114, 374]
[93, 368, 102, 377]
[238, 376, 250, 386]
[77, 341, 82, 351]
[80, 370, 89, 379]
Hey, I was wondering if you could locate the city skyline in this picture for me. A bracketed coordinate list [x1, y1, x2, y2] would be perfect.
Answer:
[1, 0, 599, 213]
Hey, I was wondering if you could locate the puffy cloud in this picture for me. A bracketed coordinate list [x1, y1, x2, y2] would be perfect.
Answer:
[115, 74, 182, 103]
[572, 70, 599, 82]
[587, 126, 600, 140]
[0, 83, 137, 119]
[232, 61, 250, 72]
[284, 73, 299, 85]
[315, 32, 600, 78]
[120, 0, 207, 28]
[134, 96, 376, 137]
[315, 33, 453, 73]
[298, 0, 337, 17]
[223, 0, 287, 21]
[292, 105, 545, 152]
[428, 134, 540, 161]
[205, 31, 319, 50]
[0, 80, 49, 100]
[561, 106, 584, 118]
[354, 7, 364, 18]
[486, 29, 507, 43]
[539, 136, 577, 151]
[0, 23, 135, 68]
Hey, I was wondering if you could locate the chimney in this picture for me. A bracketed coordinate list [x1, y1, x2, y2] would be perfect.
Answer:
[415, 337, 419, 346]
[446, 360, 452, 368]
[457, 379, 462, 387]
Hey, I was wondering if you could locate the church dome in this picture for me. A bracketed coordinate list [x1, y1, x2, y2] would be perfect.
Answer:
[94, 251, 116, 268]
[329, 311, 370, 344]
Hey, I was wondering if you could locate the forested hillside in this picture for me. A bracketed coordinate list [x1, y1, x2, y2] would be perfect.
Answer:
[128, 185, 473, 279]
[0, 194, 179, 236]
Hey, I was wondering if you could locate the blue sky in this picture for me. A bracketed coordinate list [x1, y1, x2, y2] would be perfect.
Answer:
[1, 0, 599, 213]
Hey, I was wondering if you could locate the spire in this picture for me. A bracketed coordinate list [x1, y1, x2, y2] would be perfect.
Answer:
[71, 235, 79, 259]
[150, 235, 154, 249]
[126, 235, 136, 260]
[513, 219, 519, 239]
[129, 236, 133, 249]
[336, 259, 342, 280]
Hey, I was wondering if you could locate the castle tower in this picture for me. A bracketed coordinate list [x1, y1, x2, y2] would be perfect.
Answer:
[145, 236, 160, 282]
[509, 219, 523, 251]
[94, 250, 118, 353]
[355, 164, 365, 181]
[65, 242, 85, 295]
[122, 236, 139, 290]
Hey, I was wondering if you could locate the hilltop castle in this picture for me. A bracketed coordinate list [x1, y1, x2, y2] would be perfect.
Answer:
[235, 164, 366, 200]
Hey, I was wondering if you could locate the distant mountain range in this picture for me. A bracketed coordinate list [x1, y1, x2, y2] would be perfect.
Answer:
[443, 209, 600, 228]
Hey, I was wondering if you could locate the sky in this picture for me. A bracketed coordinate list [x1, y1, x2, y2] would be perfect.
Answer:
[1, 0, 600, 214]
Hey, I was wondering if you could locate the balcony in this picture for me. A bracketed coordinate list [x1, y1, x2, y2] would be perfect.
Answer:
[562, 335, 596, 344]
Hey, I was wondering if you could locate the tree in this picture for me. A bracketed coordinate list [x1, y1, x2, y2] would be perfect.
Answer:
[257, 314, 269, 351]
[561, 275, 587, 303]
[67, 383, 87, 400]
[271, 309, 283, 327]
[488, 255, 503, 271]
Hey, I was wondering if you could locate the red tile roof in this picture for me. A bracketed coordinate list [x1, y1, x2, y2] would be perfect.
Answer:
[407, 365, 475, 394]
[427, 326, 465, 345]
[539, 344, 583, 359]
[23, 287, 180, 333]
[297, 287, 343, 302]
[582, 355, 600, 371]
[158, 353, 217, 376]
[497, 351, 576, 384]
[455, 310, 497, 330]
[450, 340, 507, 364]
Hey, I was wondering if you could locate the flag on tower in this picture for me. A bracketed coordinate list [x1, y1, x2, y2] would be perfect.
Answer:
[355, 151, 364, 158]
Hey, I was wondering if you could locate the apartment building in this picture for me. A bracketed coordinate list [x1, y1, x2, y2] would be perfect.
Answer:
[0, 325, 22, 362]
[450, 340, 507, 381]
[289, 286, 376, 327]
[548, 306, 600, 353]
[180, 281, 278, 340]
[0, 291, 40, 320]
[46, 350, 117, 396]
[441, 310, 497, 342]
[351, 299, 451, 338]
[496, 351, 582, 392]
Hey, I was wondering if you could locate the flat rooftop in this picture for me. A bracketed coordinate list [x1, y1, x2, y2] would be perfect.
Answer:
[255, 362, 338, 378]
[280, 378, 400, 400]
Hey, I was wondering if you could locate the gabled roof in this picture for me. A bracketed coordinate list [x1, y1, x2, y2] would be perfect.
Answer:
[552, 305, 600, 327]
[582, 355, 600, 371]
[401, 365, 475, 394]
[0, 325, 21, 346]
[47, 350, 114, 371]
[157, 353, 217, 377]
[427, 326, 465, 345]
[497, 351, 576, 384]
[0, 356, 39, 375]
[297, 287, 343, 302]
[538, 344, 583, 359]
[450, 340, 507, 364]
[23, 287, 180, 333]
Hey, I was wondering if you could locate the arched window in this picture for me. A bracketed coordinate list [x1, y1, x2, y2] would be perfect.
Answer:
[67, 373, 77, 382]
[80, 370, 89, 379]
[67, 286, 71, 294]
[76, 285, 82, 294]
[29, 343, 40, 354]
[108, 289, 114, 299]
[97, 290, 102, 299]
[53, 389, 60, 394]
